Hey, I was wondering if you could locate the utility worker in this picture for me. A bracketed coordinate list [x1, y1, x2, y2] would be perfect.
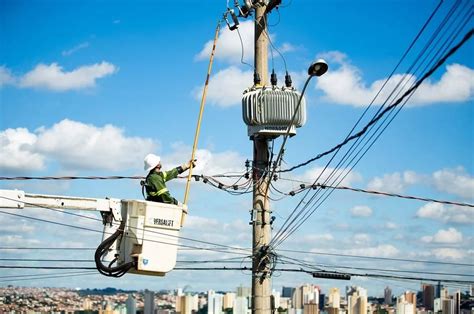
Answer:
[143, 153, 196, 205]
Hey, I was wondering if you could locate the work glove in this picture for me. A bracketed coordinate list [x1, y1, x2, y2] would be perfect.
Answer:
[182, 159, 197, 171]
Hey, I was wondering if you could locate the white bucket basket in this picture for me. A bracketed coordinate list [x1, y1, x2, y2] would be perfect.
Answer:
[118, 200, 183, 276]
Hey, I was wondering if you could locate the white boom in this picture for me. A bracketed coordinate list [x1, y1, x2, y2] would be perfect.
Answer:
[0, 189, 185, 278]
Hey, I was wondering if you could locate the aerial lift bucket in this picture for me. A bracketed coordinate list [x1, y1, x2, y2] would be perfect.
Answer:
[96, 200, 184, 277]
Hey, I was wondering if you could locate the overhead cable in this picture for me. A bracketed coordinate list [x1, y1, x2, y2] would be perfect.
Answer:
[0, 210, 250, 256]
[277, 248, 474, 267]
[270, 27, 474, 248]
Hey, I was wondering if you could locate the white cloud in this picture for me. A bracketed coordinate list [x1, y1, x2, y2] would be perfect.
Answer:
[350, 205, 373, 217]
[62, 42, 90, 56]
[195, 21, 254, 64]
[421, 227, 463, 244]
[0, 119, 157, 173]
[344, 244, 399, 257]
[431, 248, 466, 260]
[193, 66, 253, 107]
[0, 65, 16, 86]
[19, 61, 117, 91]
[367, 171, 420, 193]
[302, 233, 334, 243]
[35, 119, 156, 171]
[0, 128, 45, 172]
[353, 233, 371, 244]
[432, 167, 474, 200]
[300, 166, 362, 187]
[315, 51, 473, 107]
[181, 215, 250, 249]
[274, 166, 362, 193]
[185, 216, 221, 230]
[279, 43, 296, 53]
[413, 64, 474, 104]
[161, 142, 246, 177]
[384, 222, 398, 229]
[416, 202, 474, 224]
[0, 235, 40, 246]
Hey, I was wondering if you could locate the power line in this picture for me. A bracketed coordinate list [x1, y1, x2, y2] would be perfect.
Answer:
[0, 271, 98, 283]
[0, 210, 250, 256]
[277, 256, 474, 278]
[277, 180, 474, 208]
[279, 31, 473, 174]
[0, 175, 144, 180]
[270, 24, 474, 248]
[0, 258, 93, 262]
[0, 173, 245, 181]
[0, 270, 96, 279]
[0, 195, 252, 255]
[277, 248, 474, 267]
[0, 265, 96, 270]
[0, 247, 95, 250]
[0, 264, 471, 284]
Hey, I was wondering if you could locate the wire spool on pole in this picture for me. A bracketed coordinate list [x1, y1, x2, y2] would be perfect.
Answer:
[182, 21, 221, 226]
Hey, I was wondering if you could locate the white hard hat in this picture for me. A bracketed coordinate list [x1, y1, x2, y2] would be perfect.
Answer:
[144, 154, 161, 172]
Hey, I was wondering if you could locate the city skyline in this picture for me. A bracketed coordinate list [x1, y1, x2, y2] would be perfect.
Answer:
[1, 0, 473, 295]
[1, 283, 472, 313]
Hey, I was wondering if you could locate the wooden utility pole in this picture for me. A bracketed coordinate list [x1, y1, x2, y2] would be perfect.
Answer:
[252, 2, 272, 314]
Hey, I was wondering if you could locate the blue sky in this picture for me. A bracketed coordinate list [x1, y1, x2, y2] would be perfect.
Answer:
[1, 0, 473, 297]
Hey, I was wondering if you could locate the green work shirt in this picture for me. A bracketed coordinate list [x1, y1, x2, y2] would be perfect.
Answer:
[145, 167, 181, 204]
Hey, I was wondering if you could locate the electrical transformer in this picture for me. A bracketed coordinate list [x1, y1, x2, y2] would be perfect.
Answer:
[242, 86, 307, 138]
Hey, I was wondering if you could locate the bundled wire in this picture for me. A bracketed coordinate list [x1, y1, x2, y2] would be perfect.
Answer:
[94, 221, 135, 277]
[270, 1, 473, 249]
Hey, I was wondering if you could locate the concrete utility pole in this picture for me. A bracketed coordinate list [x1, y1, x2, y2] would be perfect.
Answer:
[252, 2, 275, 314]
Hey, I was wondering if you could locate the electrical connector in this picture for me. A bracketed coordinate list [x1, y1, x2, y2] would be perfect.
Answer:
[271, 69, 277, 86]
[285, 71, 292, 87]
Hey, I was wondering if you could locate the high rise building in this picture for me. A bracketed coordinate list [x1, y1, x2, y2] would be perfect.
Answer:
[237, 286, 251, 310]
[435, 298, 442, 313]
[292, 284, 319, 310]
[272, 290, 281, 310]
[208, 290, 223, 314]
[292, 286, 303, 310]
[442, 298, 454, 314]
[234, 296, 250, 314]
[422, 284, 435, 311]
[441, 287, 449, 299]
[436, 282, 442, 298]
[454, 290, 461, 314]
[318, 294, 325, 311]
[384, 286, 392, 305]
[144, 290, 155, 314]
[223, 292, 236, 310]
[126, 294, 136, 314]
[282, 287, 296, 298]
[179, 294, 198, 314]
[303, 303, 318, 314]
[397, 292, 416, 314]
[328, 288, 340, 309]
[346, 286, 367, 314]
[237, 286, 251, 298]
